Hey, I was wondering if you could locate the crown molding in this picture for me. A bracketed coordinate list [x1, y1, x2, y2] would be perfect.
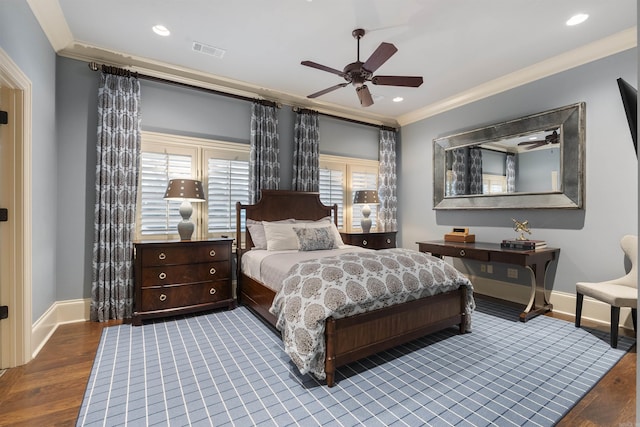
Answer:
[26, 0, 73, 52]
[397, 27, 637, 127]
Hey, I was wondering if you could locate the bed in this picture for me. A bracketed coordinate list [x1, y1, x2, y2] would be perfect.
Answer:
[235, 190, 474, 387]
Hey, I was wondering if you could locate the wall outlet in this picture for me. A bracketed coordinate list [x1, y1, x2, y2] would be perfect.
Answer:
[487, 264, 493, 274]
[480, 264, 486, 273]
[507, 268, 518, 279]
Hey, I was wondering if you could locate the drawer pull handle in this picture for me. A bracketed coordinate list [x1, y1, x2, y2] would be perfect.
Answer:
[209, 267, 216, 275]
[209, 249, 216, 257]
[209, 288, 216, 295]
[362, 240, 368, 246]
[158, 252, 166, 260]
[386, 239, 391, 244]
[159, 272, 167, 280]
[459, 249, 466, 257]
[159, 294, 167, 302]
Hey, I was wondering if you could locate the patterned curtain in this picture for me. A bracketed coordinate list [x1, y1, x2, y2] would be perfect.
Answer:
[249, 102, 280, 203]
[451, 148, 468, 196]
[468, 147, 483, 194]
[378, 129, 397, 232]
[506, 153, 516, 193]
[91, 70, 141, 321]
[292, 110, 319, 191]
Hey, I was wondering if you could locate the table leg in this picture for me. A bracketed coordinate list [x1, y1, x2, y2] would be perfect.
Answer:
[520, 261, 554, 322]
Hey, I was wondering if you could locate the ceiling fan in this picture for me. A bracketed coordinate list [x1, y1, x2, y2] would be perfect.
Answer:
[301, 28, 423, 107]
[517, 130, 560, 150]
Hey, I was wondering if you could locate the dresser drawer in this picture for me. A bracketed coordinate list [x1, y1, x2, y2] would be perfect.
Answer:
[139, 260, 230, 287]
[341, 231, 397, 250]
[140, 281, 232, 312]
[140, 243, 230, 266]
[419, 243, 489, 261]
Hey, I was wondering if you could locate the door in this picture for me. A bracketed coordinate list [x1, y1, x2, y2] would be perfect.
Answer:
[0, 84, 8, 367]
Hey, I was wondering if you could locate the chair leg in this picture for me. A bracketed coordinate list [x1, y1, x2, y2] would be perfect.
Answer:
[611, 306, 620, 349]
[632, 308, 637, 333]
[575, 293, 584, 328]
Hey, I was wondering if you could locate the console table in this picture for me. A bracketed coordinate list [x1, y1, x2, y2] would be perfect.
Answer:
[417, 240, 560, 322]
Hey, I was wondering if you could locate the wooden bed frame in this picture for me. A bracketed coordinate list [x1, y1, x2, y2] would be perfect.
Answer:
[235, 190, 468, 387]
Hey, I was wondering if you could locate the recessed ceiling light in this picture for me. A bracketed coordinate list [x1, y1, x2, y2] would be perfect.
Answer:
[393, 97, 404, 103]
[566, 13, 589, 26]
[152, 25, 171, 36]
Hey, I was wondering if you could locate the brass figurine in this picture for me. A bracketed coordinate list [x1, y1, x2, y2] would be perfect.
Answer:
[512, 218, 531, 240]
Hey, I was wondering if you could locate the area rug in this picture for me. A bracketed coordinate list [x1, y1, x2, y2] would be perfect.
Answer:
[76, 299, 634, 426]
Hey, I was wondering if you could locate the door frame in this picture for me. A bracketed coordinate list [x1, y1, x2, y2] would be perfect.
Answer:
[0, 47, 32, 368]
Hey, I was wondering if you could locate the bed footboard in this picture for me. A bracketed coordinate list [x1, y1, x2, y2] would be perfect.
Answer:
[324, 287, 467, 387]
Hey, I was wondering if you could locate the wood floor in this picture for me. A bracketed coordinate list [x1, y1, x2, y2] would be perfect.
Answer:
[0, 309, 635, 426]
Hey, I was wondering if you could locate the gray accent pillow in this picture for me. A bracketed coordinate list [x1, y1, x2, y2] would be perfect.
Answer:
[293, 226, 338, 251]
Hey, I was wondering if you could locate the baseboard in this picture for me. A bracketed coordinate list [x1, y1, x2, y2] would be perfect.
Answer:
[470, 275, 635, 330]
[31, 298, 90, 358]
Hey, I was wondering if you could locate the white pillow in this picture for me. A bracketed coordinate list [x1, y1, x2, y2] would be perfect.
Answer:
[263, 222, 300, 251]
[247, 218, 294, 249]
[295, 218, 344, 246]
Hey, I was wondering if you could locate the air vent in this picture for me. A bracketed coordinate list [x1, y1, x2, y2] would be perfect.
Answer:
[192, 41, 226, 59]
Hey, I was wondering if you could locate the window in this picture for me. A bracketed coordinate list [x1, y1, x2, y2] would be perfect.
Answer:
[136, 131, 250, 240]
[319, 155, 379, 232]
[136, 132, 379, 240]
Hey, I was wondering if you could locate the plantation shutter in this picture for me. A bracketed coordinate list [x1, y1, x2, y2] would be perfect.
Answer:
[207, 158, 250, 233]
[319, 167, 344, 229]
[139, 151, 193, 236]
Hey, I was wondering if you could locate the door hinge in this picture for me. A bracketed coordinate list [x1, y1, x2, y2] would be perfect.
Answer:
[0, 110, 7, 125]
[0, 306, 8, 320]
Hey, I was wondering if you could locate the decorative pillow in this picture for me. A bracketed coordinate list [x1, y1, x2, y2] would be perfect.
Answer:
[263, 222, 300, 251]
[293, 226, 338, 251]
[247, 218, 294, 249]
[295, 218, 344, 246]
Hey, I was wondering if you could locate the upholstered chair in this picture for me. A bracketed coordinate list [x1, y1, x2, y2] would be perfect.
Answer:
[575, 234, 637, 348]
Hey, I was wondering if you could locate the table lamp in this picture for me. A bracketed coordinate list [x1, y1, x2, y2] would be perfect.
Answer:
[163, 179, 206, 240]
[353, 190, 379, 233]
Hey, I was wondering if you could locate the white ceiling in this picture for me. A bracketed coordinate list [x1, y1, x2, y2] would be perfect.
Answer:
[32, 0, 637, 126]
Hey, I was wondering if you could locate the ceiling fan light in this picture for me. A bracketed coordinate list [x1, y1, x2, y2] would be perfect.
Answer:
[566, 13, 589, 26]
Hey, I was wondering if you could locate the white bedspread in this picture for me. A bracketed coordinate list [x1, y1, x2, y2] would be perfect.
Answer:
[241, 245, 369, 292]
[269, 248, 475, 380]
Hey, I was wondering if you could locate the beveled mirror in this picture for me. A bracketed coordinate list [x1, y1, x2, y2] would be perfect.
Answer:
[433, 102, 585, 209]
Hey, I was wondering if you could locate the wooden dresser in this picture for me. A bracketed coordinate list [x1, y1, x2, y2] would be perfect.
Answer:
[132, 239, 234, 325]
[340, 231, 397, 250]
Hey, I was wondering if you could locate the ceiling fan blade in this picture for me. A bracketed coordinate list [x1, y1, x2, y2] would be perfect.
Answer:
[372, 75, 424, 87]
[307, 82, 349, 99]
[362, 42, 397, 73]
[356, 85, 374, 107]
[301, 61, 345, 77]
[525, 142, 547, 150]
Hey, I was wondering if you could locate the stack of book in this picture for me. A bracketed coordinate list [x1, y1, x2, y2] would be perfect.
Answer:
[500, 239, 547, 250]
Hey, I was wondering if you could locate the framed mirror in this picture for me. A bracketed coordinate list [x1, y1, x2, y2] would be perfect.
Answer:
[433, 102, 585, 209]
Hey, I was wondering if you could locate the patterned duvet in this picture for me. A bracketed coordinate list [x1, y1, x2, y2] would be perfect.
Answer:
[269, 248, 475, 380]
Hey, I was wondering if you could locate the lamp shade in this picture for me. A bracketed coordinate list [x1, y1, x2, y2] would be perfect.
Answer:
[353, 190, 379, 205]
[163, 179, 206, 202]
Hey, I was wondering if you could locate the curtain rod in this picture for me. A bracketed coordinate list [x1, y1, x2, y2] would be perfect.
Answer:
[88, 62, 397, 129]
[88, 62, 279, 108]
[291, 106, 397, 132]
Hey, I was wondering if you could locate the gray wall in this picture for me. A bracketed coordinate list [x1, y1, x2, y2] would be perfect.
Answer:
[0, 1, 58, 322]
[55, 56, 379, 300]
[399, 48, 638, 294]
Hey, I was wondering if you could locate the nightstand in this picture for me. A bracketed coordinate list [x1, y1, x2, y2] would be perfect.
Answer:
[340, 231, 397, 250]
[132, 239, 234, 325]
